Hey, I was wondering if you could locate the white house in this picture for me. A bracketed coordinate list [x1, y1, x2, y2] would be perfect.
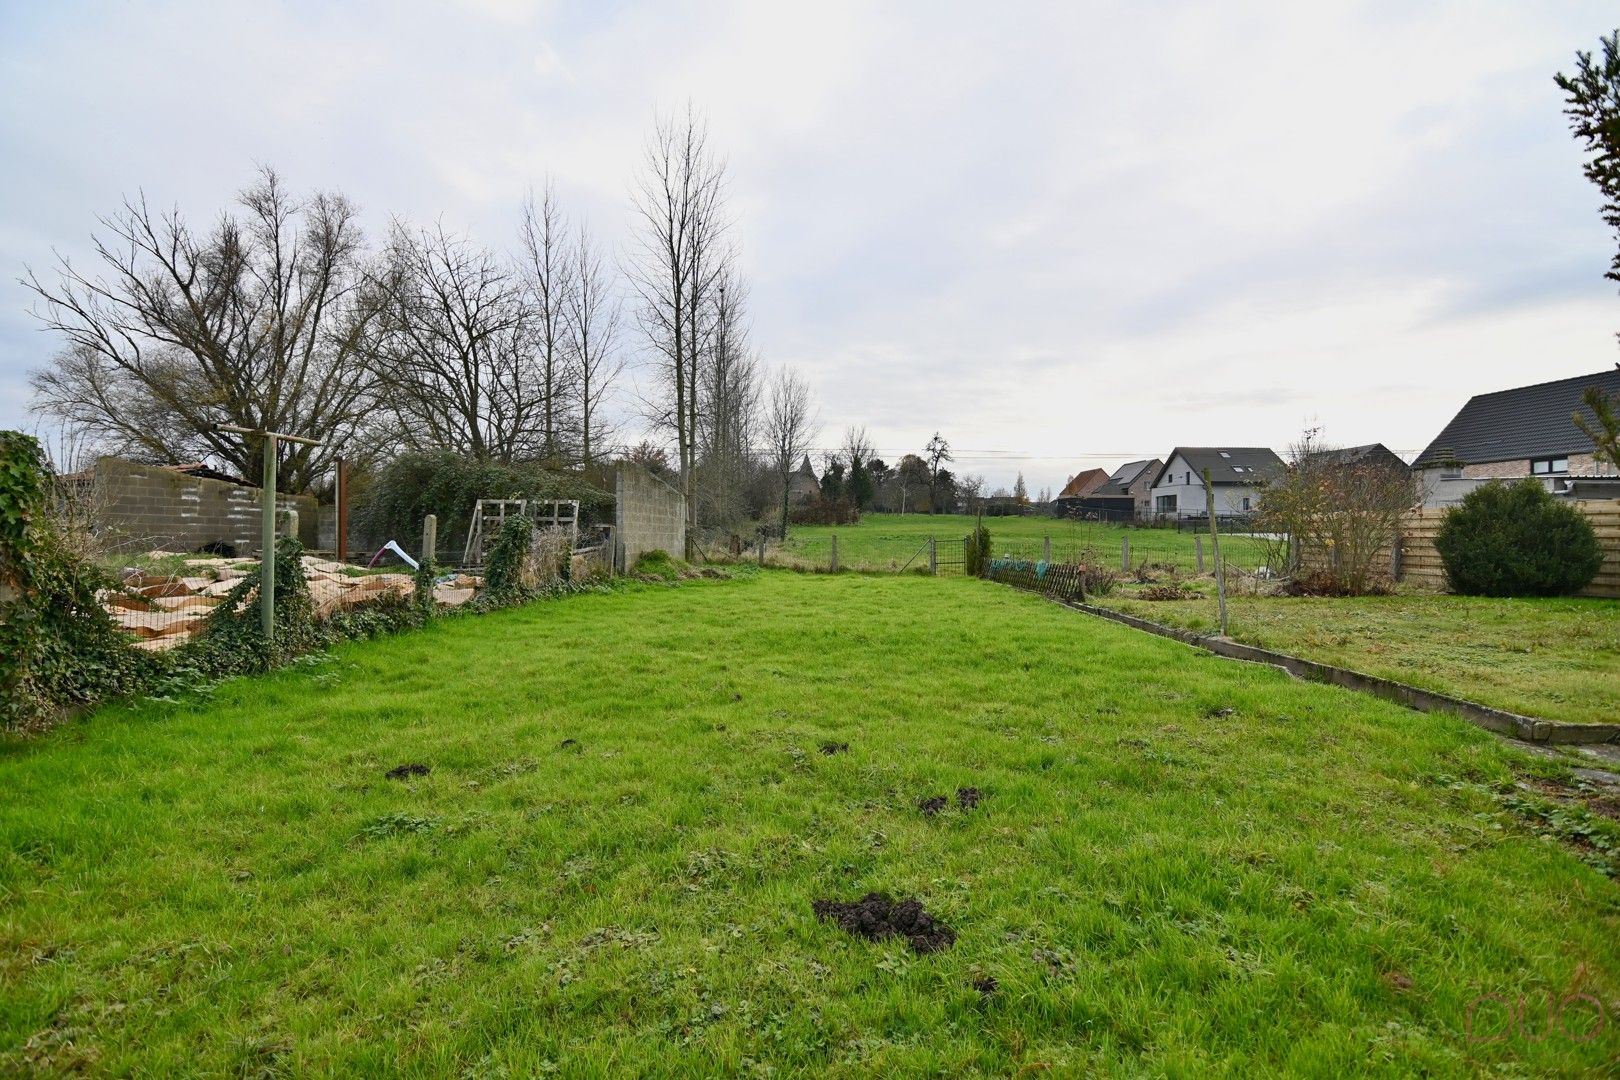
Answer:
[1147, 447, 1285, 519]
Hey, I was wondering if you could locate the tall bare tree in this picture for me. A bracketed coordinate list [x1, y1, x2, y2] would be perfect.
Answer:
[564, 220, 624, 465]
[764, 365, 818, 539]
[367, 222, 538, 463]
[518, 182, 575, 463]
[628, 105, 729, 535]
[924, 432, 953, 513]
[695, 264, 760, 526]
[25, 167, 379, 492]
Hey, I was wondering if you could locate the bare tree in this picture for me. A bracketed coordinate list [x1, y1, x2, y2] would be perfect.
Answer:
[564, 219, 624, 464]
[924, 433, 953, 513]
[25, 167, 379, 492]
[695, 264, 760, 527]
[764, 365, 818, 539]
[518, 182, 576, 463]
[628, 105, 729, 537]
[1256, 429, 1417, 594]
[367, 222, 538, 463]
[957, 472, 987, 513]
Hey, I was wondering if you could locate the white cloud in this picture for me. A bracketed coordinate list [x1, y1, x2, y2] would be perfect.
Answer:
[1, 0, 1616, 490]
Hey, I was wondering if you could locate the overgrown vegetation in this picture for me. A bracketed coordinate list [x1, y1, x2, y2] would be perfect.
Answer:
[2, 574, 1616, 1074]
[1, 433, 158, 730]
[357, 451, 611, 551]
[1256, 430, 1414, 595]
[1435, 480, 1602, 597]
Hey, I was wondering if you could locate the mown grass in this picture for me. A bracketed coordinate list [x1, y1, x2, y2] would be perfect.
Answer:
[3, 573, 1618, 1075]
[1095, 587, 1620, 726]
[779, 512, 1274, 573]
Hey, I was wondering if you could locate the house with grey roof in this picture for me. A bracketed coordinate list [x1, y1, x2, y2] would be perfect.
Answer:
[1147, 448, 1285, 519]
[1055, 458, 1163, 520]
[1413, 369, 1620, 506]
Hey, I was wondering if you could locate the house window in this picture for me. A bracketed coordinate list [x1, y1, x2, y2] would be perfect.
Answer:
[1531, 457, 1568, 475]
[1218, 451, 1231, 458]
[1440, 465, 1462, 480]
[1156, 494, 1177, 513]
[1241, 496, 1251, 511]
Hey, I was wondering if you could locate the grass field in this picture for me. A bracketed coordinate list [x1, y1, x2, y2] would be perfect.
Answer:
[4, 573, 1618, 1075]
[1094, 588, 1620, 727]
[778, 512, 1274, 573]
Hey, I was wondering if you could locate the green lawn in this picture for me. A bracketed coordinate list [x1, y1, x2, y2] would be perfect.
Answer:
[3, 574, 1618, 1075]
[1095, 588, 1620, 727]
[778, 512, 1275, 573]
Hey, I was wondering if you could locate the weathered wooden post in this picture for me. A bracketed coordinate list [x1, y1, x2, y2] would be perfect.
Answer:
[1202, 468, 1228, 636]
[336, 456, 349, 563]
[422, 514, 438, 566]
[1043, 536, 1052, 563]
[1196, 535, 1205, 573]
[261, 433, 277, 639]
[1390, 525, 1403, 583]
[929, 537, 938, 574]
[830, 533, 838, 572]
[1121, 536, 1130, 572]
[758, 532, 766, 566]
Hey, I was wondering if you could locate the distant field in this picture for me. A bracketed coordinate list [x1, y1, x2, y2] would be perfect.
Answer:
[3, 573, 1616, 1075]
[778, 512, 1273, 572]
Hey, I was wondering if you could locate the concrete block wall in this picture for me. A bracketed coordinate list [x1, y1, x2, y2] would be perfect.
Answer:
[614, 466, 685, 570]
[93, 456, 318, 555]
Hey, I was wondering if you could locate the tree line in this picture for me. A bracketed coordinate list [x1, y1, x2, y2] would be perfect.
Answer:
[22, 107, 826, 544]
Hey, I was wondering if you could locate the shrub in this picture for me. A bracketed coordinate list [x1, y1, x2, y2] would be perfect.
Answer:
[1435, 480, 1602, 597]
[357, 451, 612, 550]
[631, 549, 685, 581]
[964, 524, 991, 576]
[2, 433, 158, 730]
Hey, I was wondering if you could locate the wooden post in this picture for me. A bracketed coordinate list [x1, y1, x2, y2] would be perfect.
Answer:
[336, 456, 348, 563]
[1390, 526, 1403, 583]
[1121, 536, 1130, 572]
[929, 537, 938, 574]
[1043, 536, 1052, 563]
[422, 514, 438, 566]
[758, 532, 766, 566]
[1202, 468, 1228, 636]
[261, 433, 277, 640]
[830, 533, 838, 572]
[1196, 535, 1205, 573]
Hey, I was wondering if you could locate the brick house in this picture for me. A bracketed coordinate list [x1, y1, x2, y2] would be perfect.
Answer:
[1413, 369, 1620, 506]
[1054, 458, 1162, 520]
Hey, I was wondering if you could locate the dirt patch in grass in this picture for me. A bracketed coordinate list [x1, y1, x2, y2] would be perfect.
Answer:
[385, 763, 430, 780]
[956, 786, 985, 810]
[972, 975, 999, 996]
[819, 741, 849, 755]
[558, 738, 579, 751]
[811, 893, 956, 953]
[917, 795, 948, 816]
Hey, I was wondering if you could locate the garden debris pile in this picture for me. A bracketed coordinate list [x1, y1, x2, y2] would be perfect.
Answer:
[812, 893, 956, 953]
[101, 551, 485, 651]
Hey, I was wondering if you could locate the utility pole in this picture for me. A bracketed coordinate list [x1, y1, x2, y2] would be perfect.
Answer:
[217, 425, 322, 643]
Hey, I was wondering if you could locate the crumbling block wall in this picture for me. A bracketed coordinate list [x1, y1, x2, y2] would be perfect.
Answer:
[92, 457, 318, 555]
[614, 466, 685, 570]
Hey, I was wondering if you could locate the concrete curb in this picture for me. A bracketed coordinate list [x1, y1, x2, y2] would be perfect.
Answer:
[1060, 599, 1620, 746]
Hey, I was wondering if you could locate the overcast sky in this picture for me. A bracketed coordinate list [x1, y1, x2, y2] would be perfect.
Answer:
[2, 0, 1617, 492]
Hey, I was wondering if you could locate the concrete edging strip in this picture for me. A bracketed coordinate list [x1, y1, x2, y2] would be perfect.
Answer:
[1059, 599, 1619, 746]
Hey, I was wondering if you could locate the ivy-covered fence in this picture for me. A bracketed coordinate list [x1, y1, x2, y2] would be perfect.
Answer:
[1, 433, 608, 734]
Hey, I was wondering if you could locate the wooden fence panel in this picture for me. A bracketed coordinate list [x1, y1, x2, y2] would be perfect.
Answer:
[1297, 500, 1619, 598]
[1398, 500, 1619, 598]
